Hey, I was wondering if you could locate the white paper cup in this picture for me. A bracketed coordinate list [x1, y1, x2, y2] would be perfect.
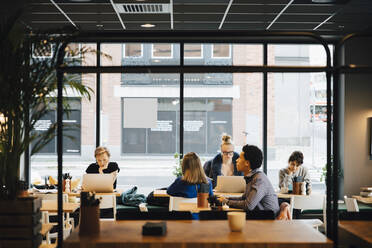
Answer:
[227, 212, 246, 232]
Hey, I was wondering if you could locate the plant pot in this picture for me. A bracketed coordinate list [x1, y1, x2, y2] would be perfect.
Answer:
[0, 197, 42, 248]
[79, 205, 100, 236]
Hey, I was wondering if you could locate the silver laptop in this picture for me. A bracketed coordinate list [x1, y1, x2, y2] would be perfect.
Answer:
[214, 176, 245, 193]
[82, 174, 114, 193]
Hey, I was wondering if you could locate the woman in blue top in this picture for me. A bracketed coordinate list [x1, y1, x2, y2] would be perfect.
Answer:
[167, 152, 213, 198]
[203, 134, 243, 188]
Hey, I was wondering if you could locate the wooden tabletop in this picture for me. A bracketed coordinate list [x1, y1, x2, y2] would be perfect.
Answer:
[65, 220, 332, 248]
[40, 223, 55, 236]
[339, 221, 372, 247]
[353, 195, 372, 205]
[41, 200, 80, 213]
[153, 189, 169, 197]
[68, 190, 122, 197]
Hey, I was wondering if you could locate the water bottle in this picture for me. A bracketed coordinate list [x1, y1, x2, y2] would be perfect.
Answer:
[65, 179, 71, 193]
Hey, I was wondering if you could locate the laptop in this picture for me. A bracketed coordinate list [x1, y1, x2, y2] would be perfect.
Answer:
[82, 174, 114, 193]
[214, 176, 245, 193]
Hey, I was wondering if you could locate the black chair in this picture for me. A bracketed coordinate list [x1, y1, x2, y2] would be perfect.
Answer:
[246, 210, 276, 220]
[199, 211, 227, 220]
[148, 211, 193, 220]
[117, 211, 192, 220]
[199, 210, 276, 220]
[339, 211, 372, 220]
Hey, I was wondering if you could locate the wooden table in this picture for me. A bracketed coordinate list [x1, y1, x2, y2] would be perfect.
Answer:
[353, 195, 372, 205]
[41, 200, 80, 213]
[68, 190, 122, 197]
[64, 220, 332, 248]
[339, 221, 372, 247]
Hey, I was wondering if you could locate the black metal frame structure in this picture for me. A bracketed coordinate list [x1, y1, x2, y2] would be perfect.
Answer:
[52, 31, 336, 248]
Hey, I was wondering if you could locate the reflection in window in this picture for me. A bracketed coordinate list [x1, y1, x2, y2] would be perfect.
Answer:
[212, 44, 230, 58]
[124, 43, 142, 57]
[65, 43, 81, 58]
[32, 42, 53, 58]
[152, 44, 172, 58]
[184, 44, 202, 58]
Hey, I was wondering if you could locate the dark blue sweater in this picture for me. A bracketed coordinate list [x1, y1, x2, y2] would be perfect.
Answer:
[167, 177, 214, 198]
[204, 152, 243, 188]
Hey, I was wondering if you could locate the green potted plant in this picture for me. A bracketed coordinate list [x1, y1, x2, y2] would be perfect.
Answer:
[0, 12, 96, 248]
[0, 13, 93, 200]
[173, 153, 183, 177]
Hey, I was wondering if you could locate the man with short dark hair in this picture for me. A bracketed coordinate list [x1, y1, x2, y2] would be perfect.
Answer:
[218, 145, 279, 215]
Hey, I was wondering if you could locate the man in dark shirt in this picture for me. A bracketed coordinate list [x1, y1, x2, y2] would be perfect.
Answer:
[218, 145, 279, 215]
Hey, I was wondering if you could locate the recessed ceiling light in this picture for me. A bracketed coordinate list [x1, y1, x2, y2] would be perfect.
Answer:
[141, 23, 155, 28]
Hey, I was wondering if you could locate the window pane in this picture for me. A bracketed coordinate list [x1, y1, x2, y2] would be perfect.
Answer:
[124, 43, 142, 57]
[30, 73, 96, 185]
[184, 72, 263, 158]
[268, 72, 328, 193]
[213, 44, 230, 58]
[268, 44, 332, 66]
[153, 44, 172, 57]
[184, 44, 202, 58]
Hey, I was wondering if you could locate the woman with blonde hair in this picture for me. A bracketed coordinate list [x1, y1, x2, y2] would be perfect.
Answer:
[203, 134, 242, 188]
[167, 152, 213, 198]
[86, 146, 120, 189]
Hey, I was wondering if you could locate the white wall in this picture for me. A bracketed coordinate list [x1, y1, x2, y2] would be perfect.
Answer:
[343, 38, 372, 196]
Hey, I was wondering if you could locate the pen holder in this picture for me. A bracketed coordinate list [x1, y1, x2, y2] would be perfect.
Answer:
[79, 205, 100, 236]
[293, 182, 306, 195]
[79, 192, 100, 236]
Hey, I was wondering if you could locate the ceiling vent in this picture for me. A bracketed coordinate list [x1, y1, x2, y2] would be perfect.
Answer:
[115, 3, 170, 14]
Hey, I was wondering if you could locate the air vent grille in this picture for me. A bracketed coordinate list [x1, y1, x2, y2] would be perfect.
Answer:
[116, 4, 170, 14]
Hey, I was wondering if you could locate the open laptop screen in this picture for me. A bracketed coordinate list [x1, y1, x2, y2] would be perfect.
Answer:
[82, 174, 114, 193]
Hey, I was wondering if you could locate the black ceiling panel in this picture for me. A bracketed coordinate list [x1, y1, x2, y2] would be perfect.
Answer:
[119, 14, 170, 22]
[174, 14, 223, 22]
[8, 0, 372, 34]
[173, 4, 228, 13]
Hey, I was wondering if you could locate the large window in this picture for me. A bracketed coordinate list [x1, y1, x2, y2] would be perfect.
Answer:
[31, 98, 81, 155]
[29, 42, 329, 195]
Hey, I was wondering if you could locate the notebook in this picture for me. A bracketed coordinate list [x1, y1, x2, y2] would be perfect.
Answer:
[214, 176, 245, 193]
[82, 174, 114, 193]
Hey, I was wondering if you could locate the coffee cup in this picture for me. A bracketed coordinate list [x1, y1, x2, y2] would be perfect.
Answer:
[227, 212, 246, 232]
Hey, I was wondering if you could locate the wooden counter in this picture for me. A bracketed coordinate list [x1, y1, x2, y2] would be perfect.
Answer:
[64, 220, 332, 248]
[339, 221, 372, 247]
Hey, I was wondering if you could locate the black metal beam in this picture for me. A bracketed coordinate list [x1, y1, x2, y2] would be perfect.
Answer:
[263, 43, 268, 174]
[59, 65, 331, 74]
[96, 42, 101, 147]
[180, 43, 184, 158]
[56, 42, 68, 248]
[31, 31, 339, 45]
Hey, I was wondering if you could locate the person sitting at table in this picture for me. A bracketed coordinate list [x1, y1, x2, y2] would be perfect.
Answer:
[86, 146, 120, 189]
[167, 152, 213, 198]
[278, 151, 311, 195]
[203, 134, 242, 188]
[218, 145, 280, 215]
